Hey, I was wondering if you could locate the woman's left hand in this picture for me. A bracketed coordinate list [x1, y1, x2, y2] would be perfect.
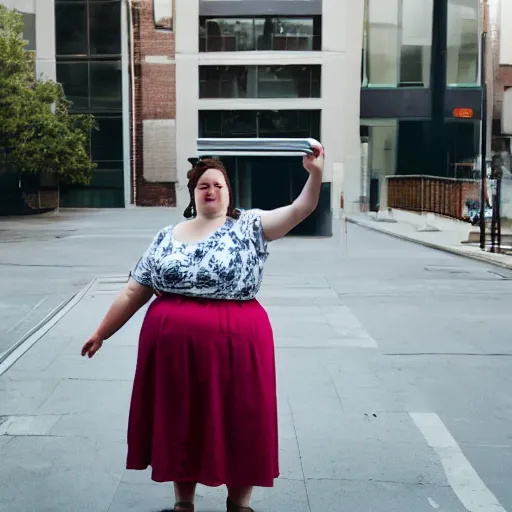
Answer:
[303, 143, 324, 175]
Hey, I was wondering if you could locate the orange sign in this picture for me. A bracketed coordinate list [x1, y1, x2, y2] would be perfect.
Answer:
[453, 108, 474, 119]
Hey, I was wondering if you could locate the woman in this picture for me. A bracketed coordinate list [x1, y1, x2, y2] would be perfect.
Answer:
[81, 143, 324, 512]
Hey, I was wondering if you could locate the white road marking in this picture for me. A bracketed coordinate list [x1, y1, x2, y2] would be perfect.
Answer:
[428, 497, 440, 509]
[410, 412, 507, 512]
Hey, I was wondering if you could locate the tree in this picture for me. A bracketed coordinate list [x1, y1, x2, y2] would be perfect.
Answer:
[0, 5, 96, 185]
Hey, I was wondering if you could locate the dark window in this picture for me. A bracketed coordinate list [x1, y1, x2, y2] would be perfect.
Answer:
[199, 16, 321, 52]
[258, 65, 320, 98]
[199, 65, 321, 99]
[259, 110, 316, 138]
[21, 13, 36, 52]
[90, 61, 122, 110]
[91, 117, 123, 160]
[55, 3, 88, 56]
[399, 46, 424, 86]
[56, 61, 122, 111]
[199, 110, 320, 139]
[221, 111, 257, 137]
[56, 62, 89, 109]
[89, 2, 122, 55]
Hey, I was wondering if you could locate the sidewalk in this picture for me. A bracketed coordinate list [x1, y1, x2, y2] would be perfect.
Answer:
[346, 210, 512, 271]
[0, 232, 472, 512]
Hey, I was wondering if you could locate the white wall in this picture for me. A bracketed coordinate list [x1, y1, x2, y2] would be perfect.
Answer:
[499, 0, 512, 65]
[34, 0, 56, 81]
[0, 0, 56, 81]
[174, 0, 365, 215]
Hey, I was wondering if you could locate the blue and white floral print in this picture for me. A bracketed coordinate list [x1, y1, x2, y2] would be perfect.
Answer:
[130, 209, 269, 300]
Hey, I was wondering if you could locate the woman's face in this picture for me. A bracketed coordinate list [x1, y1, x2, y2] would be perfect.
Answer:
[194, 168, 230, 218]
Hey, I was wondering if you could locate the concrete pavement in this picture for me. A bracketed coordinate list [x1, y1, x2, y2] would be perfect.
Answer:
[1, 210, 512, 511]
[0, 208, 184, 358]
[347, 209, 512, 269]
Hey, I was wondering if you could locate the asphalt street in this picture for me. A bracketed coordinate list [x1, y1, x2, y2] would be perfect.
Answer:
[0, 209, 511, 511]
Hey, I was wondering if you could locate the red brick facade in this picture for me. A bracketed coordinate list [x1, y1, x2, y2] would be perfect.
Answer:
[131, 0, 177, 207]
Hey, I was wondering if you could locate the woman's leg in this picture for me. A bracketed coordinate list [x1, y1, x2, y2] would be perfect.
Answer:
[174, 482, 197, 505]
[227, 486, 253, 508]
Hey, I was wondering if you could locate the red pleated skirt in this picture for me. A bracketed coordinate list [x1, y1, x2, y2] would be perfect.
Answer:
[126, 294, 279, 488]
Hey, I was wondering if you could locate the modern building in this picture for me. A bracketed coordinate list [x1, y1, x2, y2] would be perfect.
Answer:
[171, 0, 363, 235]
[491, 0, 512, 151]
[54, 0, 126, 207]
[360, 0, 483, 213]
[4, 1, 488, 232]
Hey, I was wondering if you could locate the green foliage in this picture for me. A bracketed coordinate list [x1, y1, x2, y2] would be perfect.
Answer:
[0, 5, 96, 184]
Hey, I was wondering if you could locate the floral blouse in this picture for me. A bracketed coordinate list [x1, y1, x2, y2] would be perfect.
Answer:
[130, 209, 269, 301]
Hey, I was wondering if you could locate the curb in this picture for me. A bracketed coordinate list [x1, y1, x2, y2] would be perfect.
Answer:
[0, 279, 97, 377]
[346, 217, 512, 271]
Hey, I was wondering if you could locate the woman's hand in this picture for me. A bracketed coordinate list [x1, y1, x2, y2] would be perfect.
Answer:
[303, 143, 324, 175]
[81, 333, 104, 358]
[79, 278, 154, 360]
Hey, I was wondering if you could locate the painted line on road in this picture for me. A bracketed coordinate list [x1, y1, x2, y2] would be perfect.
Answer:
[0, 279, 96, 377]
[410, 412, 507, 512]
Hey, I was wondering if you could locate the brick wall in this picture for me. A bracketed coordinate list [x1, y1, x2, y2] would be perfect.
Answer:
[131, 0, 177, 207]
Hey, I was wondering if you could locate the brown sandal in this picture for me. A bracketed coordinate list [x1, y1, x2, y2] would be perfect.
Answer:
[226, 497, 254, 512]
[174, 502, 194, 512]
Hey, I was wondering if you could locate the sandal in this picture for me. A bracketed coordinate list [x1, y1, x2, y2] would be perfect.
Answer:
[174, 502, 194, 512]
[226, 497, 254, 512]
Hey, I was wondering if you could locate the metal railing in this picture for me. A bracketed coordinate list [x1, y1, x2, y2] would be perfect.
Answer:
[387, 175, 480, 221]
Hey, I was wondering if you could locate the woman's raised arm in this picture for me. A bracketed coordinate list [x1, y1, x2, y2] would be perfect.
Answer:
[256, 143, 324, 241]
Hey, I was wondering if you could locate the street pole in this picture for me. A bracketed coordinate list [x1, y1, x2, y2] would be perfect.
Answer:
[479, 0, 488, 250]
[430, 0, 448, 179]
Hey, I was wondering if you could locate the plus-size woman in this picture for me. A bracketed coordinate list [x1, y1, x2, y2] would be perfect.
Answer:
[81, 143, 324, 511]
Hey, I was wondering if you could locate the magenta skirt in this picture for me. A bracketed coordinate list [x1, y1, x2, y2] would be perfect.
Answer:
[126, 294, 279, 488]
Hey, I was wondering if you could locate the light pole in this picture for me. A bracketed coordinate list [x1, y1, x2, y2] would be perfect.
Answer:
[479, 0, 489, 250]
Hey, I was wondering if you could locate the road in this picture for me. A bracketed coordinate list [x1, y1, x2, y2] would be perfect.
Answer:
[0, 209, 511, 511]
[0, 208, 183, 358]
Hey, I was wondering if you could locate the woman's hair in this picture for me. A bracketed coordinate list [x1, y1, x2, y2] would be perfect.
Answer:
[183, 158, 240, 219]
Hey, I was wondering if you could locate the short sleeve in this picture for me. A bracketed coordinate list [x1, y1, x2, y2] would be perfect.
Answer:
[239, 209, 268, 256]
[130, 226, 171, 287]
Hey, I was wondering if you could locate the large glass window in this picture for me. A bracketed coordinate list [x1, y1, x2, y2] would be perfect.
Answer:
[57, 60, 122, 111]
[199, 110, 321, 140]
[447, 0, 479, 86]
[364, 0, 433, 87]
[199, 16, 321, 52]
[91, 117, 123, 161]
[55, 0, 121, 57]
[56, 3, 88, 56]
[199, 65, 321, 99]
[56, 62, 89, 109]
[90, 61, 122, 109]
[90, 2, 122, 55]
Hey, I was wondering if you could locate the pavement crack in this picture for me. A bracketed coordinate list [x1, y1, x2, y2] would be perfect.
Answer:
[288, 398, 312, 512]
[305, 477, 451, 487]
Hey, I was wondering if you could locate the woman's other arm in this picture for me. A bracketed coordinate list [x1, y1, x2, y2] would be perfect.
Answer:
[81, 278, 154, 358]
